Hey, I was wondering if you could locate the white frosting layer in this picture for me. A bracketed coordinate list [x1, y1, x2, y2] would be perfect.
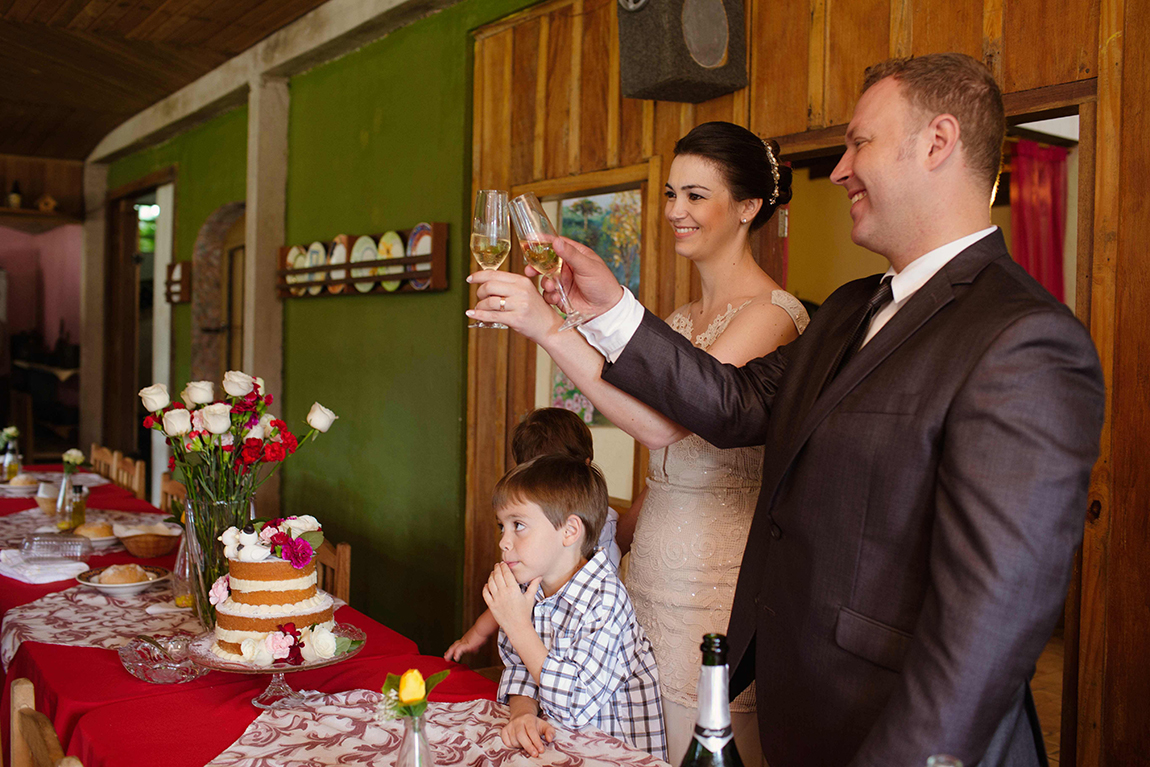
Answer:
[230, 572, 316, 592]
[214, 619, 336, 647]
[215, 591, 333, 618]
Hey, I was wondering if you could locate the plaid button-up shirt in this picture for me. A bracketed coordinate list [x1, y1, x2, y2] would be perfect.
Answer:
[497, 550, 667, 759]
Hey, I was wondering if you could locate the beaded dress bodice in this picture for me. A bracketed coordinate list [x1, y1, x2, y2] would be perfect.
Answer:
[626, 291, 808, 711]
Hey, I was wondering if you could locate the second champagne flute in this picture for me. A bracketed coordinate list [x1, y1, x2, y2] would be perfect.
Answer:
[509, 192, 590, 331]
[470, 189, 511, 329]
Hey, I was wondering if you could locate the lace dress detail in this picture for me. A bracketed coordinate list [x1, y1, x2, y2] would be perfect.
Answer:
[627, 290, 806, 713]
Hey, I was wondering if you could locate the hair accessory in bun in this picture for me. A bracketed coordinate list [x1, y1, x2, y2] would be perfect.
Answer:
[761, 137, 781, 207]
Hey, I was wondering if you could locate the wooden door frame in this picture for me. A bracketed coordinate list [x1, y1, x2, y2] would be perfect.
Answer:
[102, 166, 177, 454]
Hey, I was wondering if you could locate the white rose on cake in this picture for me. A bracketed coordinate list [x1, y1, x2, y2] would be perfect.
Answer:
[283, 515, 321, 535]
[301, 625, 338, 661]
[222, 371, 255, 397]
[241, 638, 274, 667]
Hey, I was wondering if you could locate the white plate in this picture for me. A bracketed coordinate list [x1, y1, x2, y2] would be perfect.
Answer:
[328, 236, 349, 294]
[407, 222, 433, 290]
[1, 484, 38, 497]
[349, 236, 377, 293]
[77, 565, 170, 597]
[305, 241, 327, 296]
[86, 535, 119, 549]
[377, 230, 405, 292]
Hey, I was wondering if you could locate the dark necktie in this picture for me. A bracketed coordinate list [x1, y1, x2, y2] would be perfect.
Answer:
[826, 277, 894, 384]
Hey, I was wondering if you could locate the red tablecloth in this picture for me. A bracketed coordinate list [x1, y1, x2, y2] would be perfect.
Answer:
[1, 466, 496, 767]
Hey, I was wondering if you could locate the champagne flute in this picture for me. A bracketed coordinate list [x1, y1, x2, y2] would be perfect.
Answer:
[470, 189, 512, 329]
[509, 192, 590, 331]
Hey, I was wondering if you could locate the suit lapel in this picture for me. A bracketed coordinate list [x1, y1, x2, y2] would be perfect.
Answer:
[761, 231, 1009, 510]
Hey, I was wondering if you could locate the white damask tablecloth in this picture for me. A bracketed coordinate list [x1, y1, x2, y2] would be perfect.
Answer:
[0, 507, 158, 548]
[0, 585, 203, 670]
[209, 694, 669, 767]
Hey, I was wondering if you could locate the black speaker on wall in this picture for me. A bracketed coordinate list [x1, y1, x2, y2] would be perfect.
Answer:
[617, 0, 747, 103]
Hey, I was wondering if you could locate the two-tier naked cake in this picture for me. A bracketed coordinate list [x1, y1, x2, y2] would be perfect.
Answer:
[209, 516, 336, 663]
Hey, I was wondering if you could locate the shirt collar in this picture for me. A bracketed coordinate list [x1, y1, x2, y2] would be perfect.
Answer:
[538, 549, 611, 612]
[883, 226, 998, 305]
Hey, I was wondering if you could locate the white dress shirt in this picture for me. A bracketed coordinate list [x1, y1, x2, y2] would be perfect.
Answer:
[579, 227, 999, 362]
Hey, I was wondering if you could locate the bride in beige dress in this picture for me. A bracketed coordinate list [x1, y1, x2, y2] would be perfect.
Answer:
[470, 121, 807, 764]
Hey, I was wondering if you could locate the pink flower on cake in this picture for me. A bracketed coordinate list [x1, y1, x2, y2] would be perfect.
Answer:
[281, 536, 314, 569]
[258, 523, 281, 544]
[208, 575, 230, 606]
[265, 631, 294, 660]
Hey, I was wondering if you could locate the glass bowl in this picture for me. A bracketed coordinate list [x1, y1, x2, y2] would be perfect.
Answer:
[118, 631, 211, 684]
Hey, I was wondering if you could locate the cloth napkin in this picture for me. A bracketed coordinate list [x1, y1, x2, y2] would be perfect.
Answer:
[0, 549, 88, 584]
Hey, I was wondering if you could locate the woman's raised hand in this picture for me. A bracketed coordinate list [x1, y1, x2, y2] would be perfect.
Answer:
[466, 270, 563, 343]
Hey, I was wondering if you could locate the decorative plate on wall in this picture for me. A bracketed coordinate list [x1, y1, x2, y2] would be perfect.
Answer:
[350, 235, 377, 293]
[407, 222, 433, 290]
[285, 245, 306, 296]
[305, 241, 327, 296]
[328, 235, 349, 294]
[377, 230, 405, 292]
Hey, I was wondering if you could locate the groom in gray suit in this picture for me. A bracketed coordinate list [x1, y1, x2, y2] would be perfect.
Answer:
[473, 53, 1104, 765]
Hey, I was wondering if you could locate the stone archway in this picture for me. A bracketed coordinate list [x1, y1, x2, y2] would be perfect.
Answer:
[190, 201, 245, 383]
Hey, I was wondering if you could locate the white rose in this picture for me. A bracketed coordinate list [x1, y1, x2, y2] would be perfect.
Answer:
[182, 381, 214, 405]
[307, 625, 338, 660]
[255, 377, 266, 395]
[306, 402, 338, 433]
[162, 408, 191, 436]
[138, 384, 170, 412]
[284, 515, 321, 535]
[62, 448, 85, 465]
[222, 371, 255, 397]
[244, 423, 265, 441]
[200, 402, 232, 435]
[241, 638, 273, 667]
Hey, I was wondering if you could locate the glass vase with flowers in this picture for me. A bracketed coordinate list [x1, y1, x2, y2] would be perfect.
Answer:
[138, 371, 338, 628]
[55, 448, 88, 530]
[375, 669, 450, 767]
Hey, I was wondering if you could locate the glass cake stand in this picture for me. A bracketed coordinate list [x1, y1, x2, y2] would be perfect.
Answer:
[188, 624, 366, 709]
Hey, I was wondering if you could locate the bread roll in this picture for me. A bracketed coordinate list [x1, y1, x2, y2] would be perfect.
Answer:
[75, 521, 114, 539]
[9, 474, 38, 486]
[98, 564, 150, 584]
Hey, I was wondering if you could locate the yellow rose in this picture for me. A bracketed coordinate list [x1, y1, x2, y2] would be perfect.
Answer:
[398, 669, 426, 704]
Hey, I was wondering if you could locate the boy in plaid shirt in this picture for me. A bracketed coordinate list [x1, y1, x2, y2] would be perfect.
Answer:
[485, 454, 666, 759]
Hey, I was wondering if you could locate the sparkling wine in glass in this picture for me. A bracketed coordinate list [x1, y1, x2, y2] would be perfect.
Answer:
[470, 190, 511, 329]
[509, 192, 590, 331]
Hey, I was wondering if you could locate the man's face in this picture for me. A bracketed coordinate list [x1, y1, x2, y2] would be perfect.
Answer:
[831, 77, 926, 261]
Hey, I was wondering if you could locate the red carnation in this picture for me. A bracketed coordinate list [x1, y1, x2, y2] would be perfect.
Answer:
[265, 394, 274, 406]
[263, 442, 287, 463]
[222, 444, 234, 453]
[170, 402, 186, 409]
[143, 415, 155, 429]
[281, 430, 298, 455]
[168, 456, 175, 472]
[271, 419, 287, 430]
[241, 438, 264, 466]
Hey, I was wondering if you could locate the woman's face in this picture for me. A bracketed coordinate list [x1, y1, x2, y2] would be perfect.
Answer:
[664, 154, 750, 260]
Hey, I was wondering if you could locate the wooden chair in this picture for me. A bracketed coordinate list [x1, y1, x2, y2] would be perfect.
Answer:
[316, 539, 351, 604]
[113, 453, 146, 500]
[10, 678, 83, 767]
[159, 472, 186, 517]
[88, 444, 115, 479]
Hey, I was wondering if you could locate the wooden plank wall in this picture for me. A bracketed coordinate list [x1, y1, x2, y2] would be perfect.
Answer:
[467, 3, 1146, 763]
[0, 154, 84, 217]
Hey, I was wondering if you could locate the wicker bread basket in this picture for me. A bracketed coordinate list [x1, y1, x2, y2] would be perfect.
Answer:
[34, 495, 56, 515]
[119, 533, 180, 558]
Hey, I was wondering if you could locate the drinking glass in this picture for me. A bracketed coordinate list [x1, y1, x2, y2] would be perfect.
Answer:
[470, 190, 512, 329]
[509, 192, 590, 331]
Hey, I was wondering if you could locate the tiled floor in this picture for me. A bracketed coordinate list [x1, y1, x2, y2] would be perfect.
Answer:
[1032, 630, 1064, 766]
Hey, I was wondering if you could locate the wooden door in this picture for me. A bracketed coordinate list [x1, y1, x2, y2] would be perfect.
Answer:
[101, 198, 140, 454]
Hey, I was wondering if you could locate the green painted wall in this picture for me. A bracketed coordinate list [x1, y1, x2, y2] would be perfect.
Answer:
[107, 107, 249, 386]
[282, 0, 535, 655]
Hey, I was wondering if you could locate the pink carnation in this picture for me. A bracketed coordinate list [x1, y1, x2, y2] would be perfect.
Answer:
[265, 631, 294, 660]
[208, 575, 230, 606]
[280, 536, 314, 569]
[258, 525, 280, 544]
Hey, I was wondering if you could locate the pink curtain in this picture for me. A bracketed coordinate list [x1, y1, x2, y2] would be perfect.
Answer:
[1010, 139, 1068, 302]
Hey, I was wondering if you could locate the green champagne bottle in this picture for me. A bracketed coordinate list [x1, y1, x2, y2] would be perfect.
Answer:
[680, 634, 744, 767]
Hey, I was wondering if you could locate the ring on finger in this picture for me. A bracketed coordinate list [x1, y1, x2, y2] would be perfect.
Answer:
[499, 297, 506, 311]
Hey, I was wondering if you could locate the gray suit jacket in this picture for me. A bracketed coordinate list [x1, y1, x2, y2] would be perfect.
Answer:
[602, 231, 1104, 766]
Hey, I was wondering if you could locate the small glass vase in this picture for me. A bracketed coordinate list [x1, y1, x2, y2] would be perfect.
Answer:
[183, 496, 253, 629]
[396, 714, 435, 767]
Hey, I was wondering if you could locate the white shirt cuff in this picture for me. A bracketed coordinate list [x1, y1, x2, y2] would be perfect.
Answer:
[577, 287, 644, 363]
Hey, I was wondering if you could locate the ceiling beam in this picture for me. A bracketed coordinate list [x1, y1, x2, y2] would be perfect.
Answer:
[87, 0, 464, 164]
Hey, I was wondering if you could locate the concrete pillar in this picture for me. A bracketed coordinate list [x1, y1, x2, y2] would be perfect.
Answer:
[244, 75, 288, 516]
[79, 162, 109, 453]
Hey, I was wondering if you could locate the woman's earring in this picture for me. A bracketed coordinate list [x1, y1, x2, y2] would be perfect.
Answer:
[741, 218, 747, 224]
